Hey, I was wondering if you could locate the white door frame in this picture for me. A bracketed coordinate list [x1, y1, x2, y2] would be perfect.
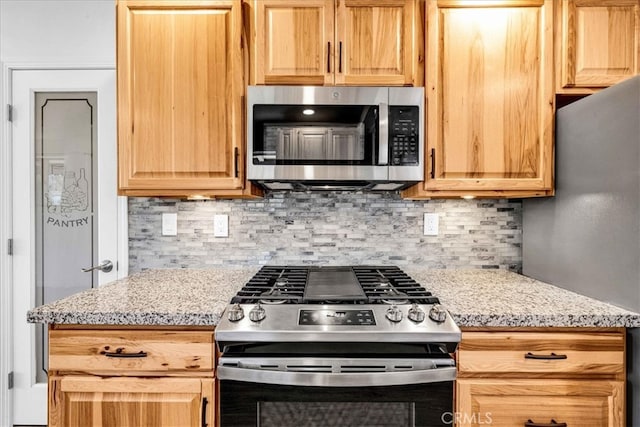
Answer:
[0, 62, 129, 426]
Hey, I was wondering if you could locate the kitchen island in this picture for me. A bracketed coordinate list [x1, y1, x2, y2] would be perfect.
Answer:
[28, 268, 640, 427]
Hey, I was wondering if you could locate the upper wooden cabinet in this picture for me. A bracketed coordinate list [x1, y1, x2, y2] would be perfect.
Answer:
[403, 0, 554, 199]
[117, 0, 259, 198]
[247, 0, 423, 86]
[556, 0, 640, 94]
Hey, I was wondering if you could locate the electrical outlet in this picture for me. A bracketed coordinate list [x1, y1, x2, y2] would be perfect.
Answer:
[161, 213, 177, 236]
[423, 213, 439, 236]
[214, 214, 229, 237]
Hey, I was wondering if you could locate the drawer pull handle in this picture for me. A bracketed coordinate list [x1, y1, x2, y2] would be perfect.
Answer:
[430, 148, 436, 179]
[102, 348, 148, 358]
[525, 419, 567, 427]
[525, 352, 567, 360]
[201, 397, 209, 427]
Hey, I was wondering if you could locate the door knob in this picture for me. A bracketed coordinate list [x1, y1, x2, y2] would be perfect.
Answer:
[82, 260, 113, 273]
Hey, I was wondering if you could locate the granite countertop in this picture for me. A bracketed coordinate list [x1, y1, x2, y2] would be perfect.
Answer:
[27, 268, 640, 328]
[405, 269, 640, 328]
[27, 268, 259, 326]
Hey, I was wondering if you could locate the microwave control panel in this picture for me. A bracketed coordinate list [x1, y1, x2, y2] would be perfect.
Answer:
[389, 106, 419, 166]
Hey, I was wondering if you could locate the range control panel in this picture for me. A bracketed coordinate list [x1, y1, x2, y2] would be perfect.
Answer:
[389, 106, 419, 166]
[299, 309, 376, 326]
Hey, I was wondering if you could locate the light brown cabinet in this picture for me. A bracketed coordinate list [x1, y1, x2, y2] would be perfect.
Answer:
[47, 327, 215, 427]
[403, 0, 554, 199]
[456, 329, 626, 427]
[556, 0, 640, 94]
[247, 0, 423, 86]
[457, 379, 624, 427]
[117, 0, 260, 198]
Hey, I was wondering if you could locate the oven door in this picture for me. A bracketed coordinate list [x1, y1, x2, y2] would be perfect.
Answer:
[218, 357, 455, 427]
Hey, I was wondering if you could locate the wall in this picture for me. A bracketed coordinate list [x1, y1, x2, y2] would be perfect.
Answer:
[129, 194, 522, 272]
[0, 0, 115, 65]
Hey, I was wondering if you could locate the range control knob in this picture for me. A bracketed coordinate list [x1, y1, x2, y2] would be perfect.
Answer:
[386, 305, 403, 322]
[407, 304, 426, 323]
[429, 304, 447, 323]
[227, 304, 244, 322]
[249, 303, 266, 322]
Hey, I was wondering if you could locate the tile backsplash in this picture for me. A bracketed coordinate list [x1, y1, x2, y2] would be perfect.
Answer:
[128, 193, 522, 272]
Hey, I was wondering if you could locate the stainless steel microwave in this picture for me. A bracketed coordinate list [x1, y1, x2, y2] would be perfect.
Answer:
[247, 86, 424, 191]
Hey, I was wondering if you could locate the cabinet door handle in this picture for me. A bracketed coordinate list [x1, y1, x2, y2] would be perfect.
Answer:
[525, 419, 567, 427]
[430, 148, 435, 179]
[327, 41, 331, 73]
[234, 147, 239, 178]
[338, 41, 343, 73]
[102, 348, 148, 358]
[201, 397, 209, 427]
[524, 352, 567, 360]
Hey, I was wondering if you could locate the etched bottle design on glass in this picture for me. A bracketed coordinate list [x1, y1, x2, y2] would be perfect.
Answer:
[76, 168, 89, 211]
[46, 163, 65, 214]
[60, 169, 89, 215]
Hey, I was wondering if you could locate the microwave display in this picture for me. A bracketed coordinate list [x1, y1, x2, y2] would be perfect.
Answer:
[390, 106, 420, 166]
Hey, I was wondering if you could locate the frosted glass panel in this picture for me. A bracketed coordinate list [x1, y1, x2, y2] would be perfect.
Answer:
[34, 93, 98, 382]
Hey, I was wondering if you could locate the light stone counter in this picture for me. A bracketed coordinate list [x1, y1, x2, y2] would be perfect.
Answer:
[27, 268, 640, 328]
[27, 268, 259, 326]
[406, 269, 640, 328]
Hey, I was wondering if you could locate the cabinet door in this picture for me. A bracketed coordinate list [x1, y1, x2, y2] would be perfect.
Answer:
[251, 0, 334, 85]
[49, 376, 214, 427]
[335, 0, 418, 85]
[557, 0, 640, 93]
[457, 379, 625, 427]
[423, 0, 554, 194]
[117, 0, 243, 195]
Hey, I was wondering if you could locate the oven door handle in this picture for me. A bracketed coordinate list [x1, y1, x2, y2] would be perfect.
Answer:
[217, 366, 456, 387]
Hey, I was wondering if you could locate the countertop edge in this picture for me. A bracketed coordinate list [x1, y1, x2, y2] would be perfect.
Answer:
[26, 268, 640, 329]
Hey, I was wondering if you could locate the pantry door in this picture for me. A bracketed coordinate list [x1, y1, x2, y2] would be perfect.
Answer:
[11, 69, 126, 425]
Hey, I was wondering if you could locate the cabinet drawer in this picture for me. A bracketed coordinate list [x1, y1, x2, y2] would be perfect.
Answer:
[456, 379, 624, 427]
[49, 330, 214, 373]
[458, 331, 624, 377]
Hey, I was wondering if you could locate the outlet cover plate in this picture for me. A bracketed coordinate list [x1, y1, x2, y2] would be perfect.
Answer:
[214, 214, 229, 237]
[423, 213, 439, 236]
[161, 213, 177, 236]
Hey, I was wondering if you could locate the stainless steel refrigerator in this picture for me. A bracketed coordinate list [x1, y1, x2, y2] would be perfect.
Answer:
[523, 75, 640, 425]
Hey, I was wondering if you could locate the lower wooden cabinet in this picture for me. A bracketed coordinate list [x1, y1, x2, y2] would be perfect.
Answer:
[49, 376, 214, 427]
[457, 378, 624, 427]
[457, 329, 626, 427]
[47, 326, 216, 427]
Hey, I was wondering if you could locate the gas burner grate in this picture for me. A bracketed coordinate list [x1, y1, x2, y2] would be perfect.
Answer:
[231, 266, 307, 304]
[231, 265, 440, 305]
[353, 266, 440, 305]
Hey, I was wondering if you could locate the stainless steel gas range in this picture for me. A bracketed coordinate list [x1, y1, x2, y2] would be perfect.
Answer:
[215, 266, 461, 427]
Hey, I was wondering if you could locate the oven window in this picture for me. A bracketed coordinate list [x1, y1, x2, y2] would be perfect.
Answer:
[220, 380, 452, 427]
[252, 104, 379, 166]
[258, 402, 413, 427]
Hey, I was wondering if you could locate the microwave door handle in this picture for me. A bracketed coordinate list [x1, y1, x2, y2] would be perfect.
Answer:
[378, 102, 389, 166]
